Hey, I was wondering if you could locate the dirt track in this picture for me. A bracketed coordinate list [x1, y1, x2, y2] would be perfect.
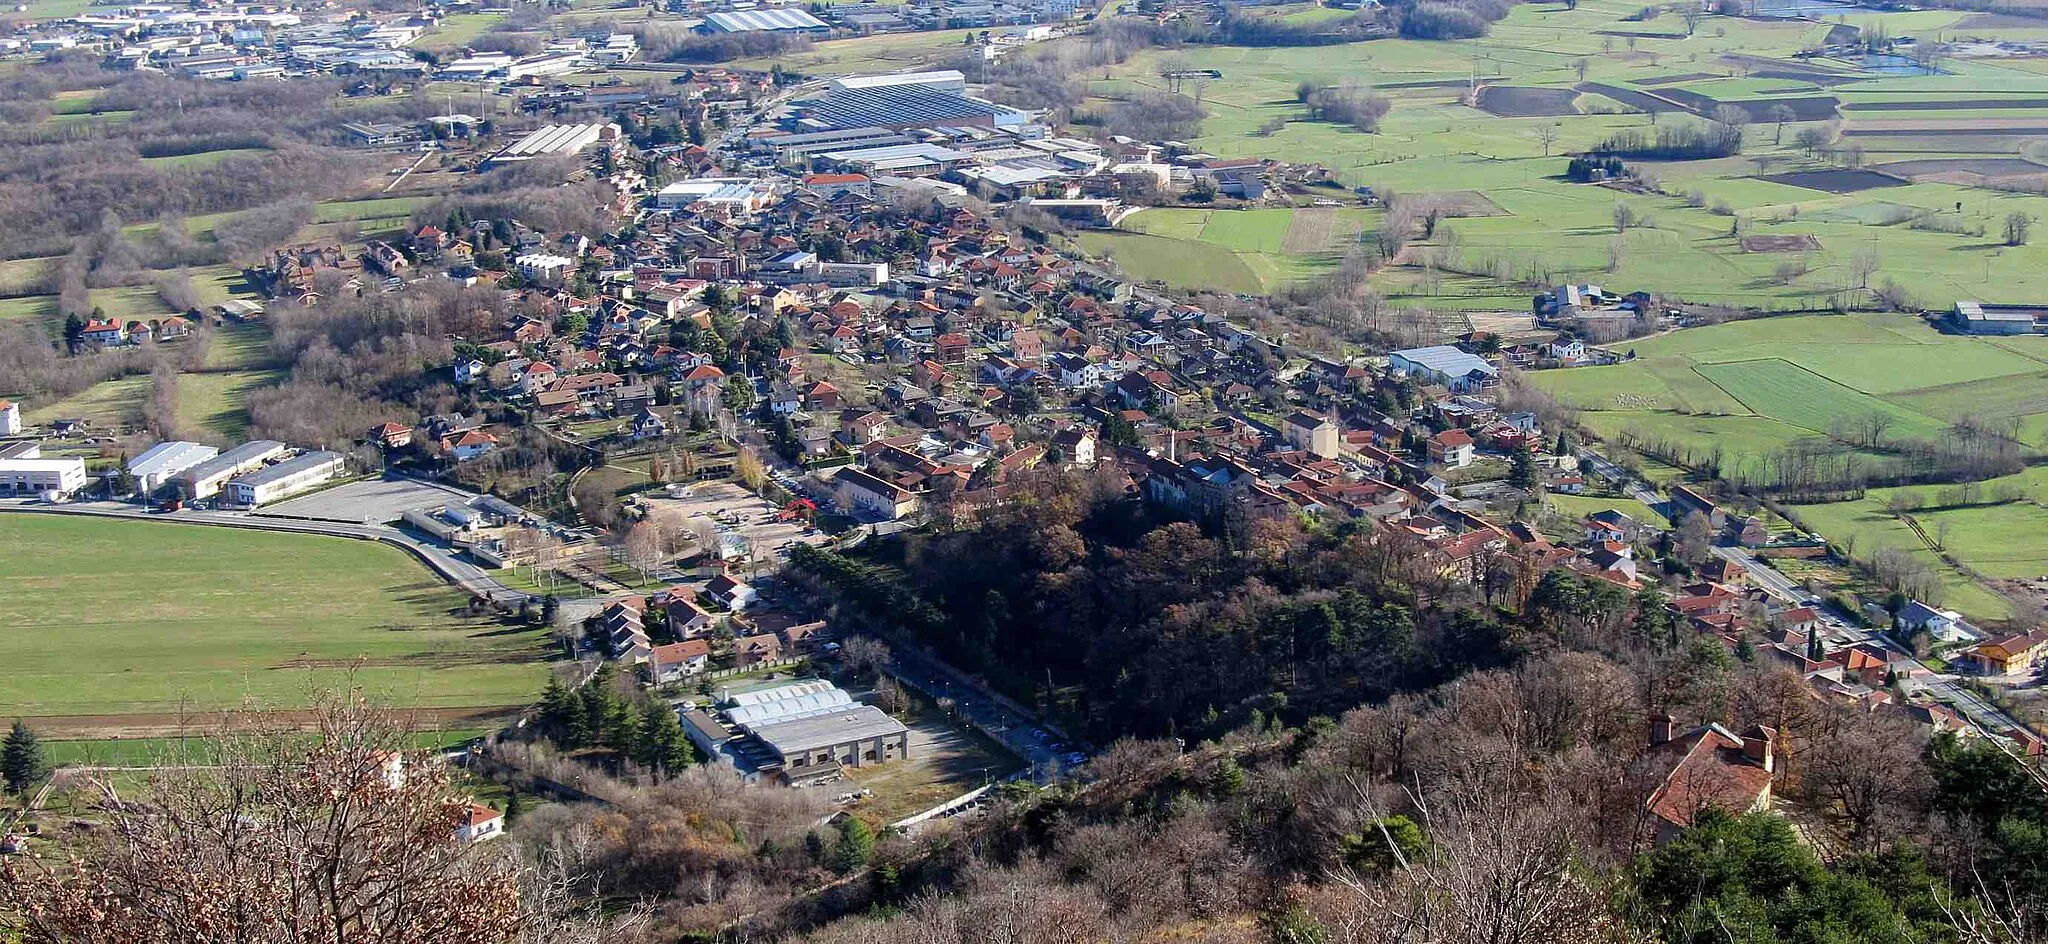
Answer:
[30, 705, 521, 739]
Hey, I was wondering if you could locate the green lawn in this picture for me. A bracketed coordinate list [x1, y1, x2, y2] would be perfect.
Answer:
[141, 147, 272, 168]
[0, 515, 554, 726]
[1076, 206, 1372, 294]
[1545, 492, 1665, 525]
[733, 28, 983, 74]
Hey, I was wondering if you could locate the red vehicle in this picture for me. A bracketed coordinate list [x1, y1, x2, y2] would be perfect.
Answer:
[155, 498, 183, 513]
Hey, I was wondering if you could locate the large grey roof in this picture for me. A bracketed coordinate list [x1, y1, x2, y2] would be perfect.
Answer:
[705, 8, 827, 30]
[752, 706, 906, 755]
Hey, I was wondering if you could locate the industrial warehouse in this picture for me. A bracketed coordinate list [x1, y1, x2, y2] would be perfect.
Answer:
[681, 679, 909, 787]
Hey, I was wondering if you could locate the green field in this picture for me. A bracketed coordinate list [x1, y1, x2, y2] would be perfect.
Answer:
[1077, 206, 1374, 293]
[1022, 0, 2048, 308]
[416, 12, 505, 52]
[1537, 314, 2048, 468]
[0, 515, 553, 731]
[1544, 492, 1665, 525]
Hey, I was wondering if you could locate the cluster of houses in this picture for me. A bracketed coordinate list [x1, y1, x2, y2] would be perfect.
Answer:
[592, 575, 833, 683]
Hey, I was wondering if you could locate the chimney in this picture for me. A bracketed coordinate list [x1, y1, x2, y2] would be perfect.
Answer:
[1649, 712, 1678, 746]
[1742, 725, 1776, 773]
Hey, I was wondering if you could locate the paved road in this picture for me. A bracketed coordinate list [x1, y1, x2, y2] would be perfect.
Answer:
[0, 498, 538, 604]
[881, 641, 1084, 782]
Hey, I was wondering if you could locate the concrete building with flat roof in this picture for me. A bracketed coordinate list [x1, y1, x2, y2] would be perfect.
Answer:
[128, 440, 218, 494]
[180, 440, 287, 498]
[0, 442, 87, 498]
[224, 450, 345, 507]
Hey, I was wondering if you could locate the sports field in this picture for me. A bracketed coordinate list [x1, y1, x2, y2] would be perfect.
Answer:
[0, 515, 554, 735]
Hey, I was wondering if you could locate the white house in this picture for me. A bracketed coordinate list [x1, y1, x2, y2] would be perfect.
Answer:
[453, 358, 488, 385]
[704, 573, 757, 612]
[0, 399, 20, 436]
[515, 253, 574, 286]
[455, 803, 504, 843]
[836, 465, 918, 521]
[449, 430, 499, 462]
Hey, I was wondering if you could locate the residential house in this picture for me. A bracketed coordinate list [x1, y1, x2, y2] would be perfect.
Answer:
[1428, 429, 1475, 469]
[1283, 411, 1340, 459]
[1641, 716, 1776, 844]
[648, 639, 712, 683]
[704, 573, 757, 611]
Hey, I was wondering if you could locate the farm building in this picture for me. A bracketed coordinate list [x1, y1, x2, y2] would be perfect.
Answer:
[1387, 345, 1500, 392]
[223, 451, 345, 508]
[1947, 301, 2048, 336]
[485, 123, 618, 166]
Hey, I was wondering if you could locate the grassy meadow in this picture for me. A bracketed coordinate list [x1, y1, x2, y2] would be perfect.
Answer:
[0, 515, 555, 732]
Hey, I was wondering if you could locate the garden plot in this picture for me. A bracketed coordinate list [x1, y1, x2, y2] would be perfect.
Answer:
[1756, 169, 1909, 193]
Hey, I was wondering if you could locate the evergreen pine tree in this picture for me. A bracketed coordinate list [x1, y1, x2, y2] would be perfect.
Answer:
[3, 719, 47, 795]
[504, 789, 524, 824]
[834, 818, 875, 873]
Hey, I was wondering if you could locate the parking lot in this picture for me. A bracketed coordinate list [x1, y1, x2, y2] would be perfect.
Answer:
[258, 477, 479, 525]
[647, 481, 830, 561]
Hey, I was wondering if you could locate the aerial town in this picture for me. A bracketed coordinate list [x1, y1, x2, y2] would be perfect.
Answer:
[4, 0, 2048, 938]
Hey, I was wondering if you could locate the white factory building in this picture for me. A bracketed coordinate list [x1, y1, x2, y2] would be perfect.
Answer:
[827, 70, 967, 95]
[485, 122, 618, 166]
[179, 440, 287, 499]
[223, 450, 345, 508]
[653, 177, 781, 213]
[0, 442, 88, 499]
[127, 440, 218, 494]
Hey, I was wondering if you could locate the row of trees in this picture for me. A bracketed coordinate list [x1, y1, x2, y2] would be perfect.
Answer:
[534, 666, 698, 776]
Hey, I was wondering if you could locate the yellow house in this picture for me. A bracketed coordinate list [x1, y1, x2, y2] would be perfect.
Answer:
[1974, 633, 2047, 676]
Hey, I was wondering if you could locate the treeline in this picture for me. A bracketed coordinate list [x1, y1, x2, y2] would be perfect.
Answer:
[754, 640, 2048, 944]
[1213, 4, 1389, 45]
[532, 665, 698, 775]
[1073, 91, 1208, 143]
[411, 162, 614, 239]
[1594, 119, 1744, 160]
[0, 64, 420, 260]
[1388, 0, 1516, 39]
[1620, 414, 2026, 504]
[249, 279, 515, 449]
[628, 21, 814, 63]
